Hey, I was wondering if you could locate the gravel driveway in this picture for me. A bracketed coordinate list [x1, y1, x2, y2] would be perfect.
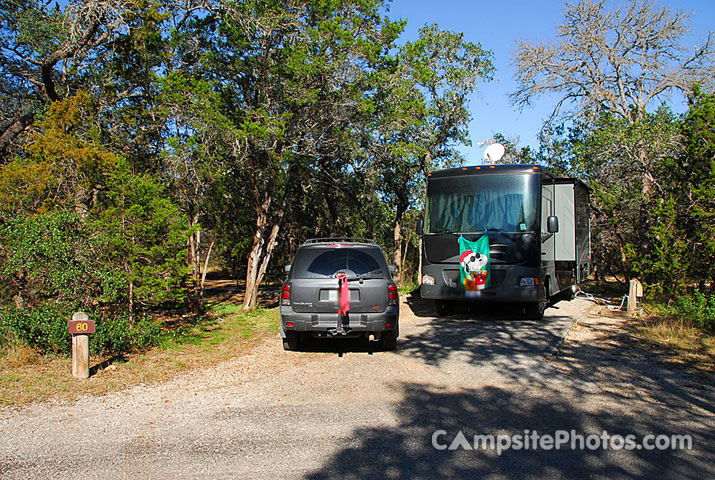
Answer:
[1, 294, 713, 479]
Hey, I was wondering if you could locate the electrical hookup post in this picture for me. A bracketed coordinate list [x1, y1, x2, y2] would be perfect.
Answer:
[68, 312, 95, 379]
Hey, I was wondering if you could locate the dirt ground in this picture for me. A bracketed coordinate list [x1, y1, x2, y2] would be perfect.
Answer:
[1, 292, 713, 479]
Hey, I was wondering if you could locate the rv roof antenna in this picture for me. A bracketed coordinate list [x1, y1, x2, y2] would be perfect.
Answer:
[484, 143, 506, 164]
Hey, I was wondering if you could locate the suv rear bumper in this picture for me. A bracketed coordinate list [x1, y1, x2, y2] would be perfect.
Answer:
[280, 306, 399, 338]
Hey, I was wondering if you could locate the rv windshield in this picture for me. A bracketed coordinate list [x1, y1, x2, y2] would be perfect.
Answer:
[425, 173, 539, 234]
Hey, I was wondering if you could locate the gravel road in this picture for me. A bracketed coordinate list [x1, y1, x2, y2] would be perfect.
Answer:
[1, 294, 713, 479]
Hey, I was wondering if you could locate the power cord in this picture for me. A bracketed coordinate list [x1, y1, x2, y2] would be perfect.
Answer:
[575, 288, 629, 311]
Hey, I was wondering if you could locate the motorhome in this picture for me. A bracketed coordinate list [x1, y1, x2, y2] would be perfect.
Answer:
[419, 163, 590, 319]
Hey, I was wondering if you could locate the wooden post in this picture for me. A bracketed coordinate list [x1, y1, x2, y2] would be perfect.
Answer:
[72, 333, 89, 379]
[627, 279, 643, 314]
[69, 312, 94, 379]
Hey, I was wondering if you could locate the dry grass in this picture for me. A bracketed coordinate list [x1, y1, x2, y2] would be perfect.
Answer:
[578, 278, 715, 376]
[0, 305, 280, 408]
[631, 314, 715, 375]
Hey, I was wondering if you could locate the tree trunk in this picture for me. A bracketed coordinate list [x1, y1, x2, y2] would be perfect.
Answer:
[392, 197, 408, 287]
[0, 112, 34, 156]
[186, 216, 212, 316]
[242, 191, 271, 312]
[128, 279, 134, 323]
[244, 223, 282, 312]
[200, 241, 215, 299]
[401, 233, 410, 283]
[393, 216, 402, 286]
[242, 233, 264, 312]
[187, 231, 200, 315]
[242, 200, 291, 312]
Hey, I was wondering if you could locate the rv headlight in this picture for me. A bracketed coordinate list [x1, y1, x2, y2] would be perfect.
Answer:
[519, 277, 539, 287]
[422, 274, 436, 286]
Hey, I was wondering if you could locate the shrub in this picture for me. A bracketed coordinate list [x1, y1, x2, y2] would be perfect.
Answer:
[665, 292, 715, 331]
[0, 304, 162, 356]
[91, 312, 161, 356]
[0, 302, 75, 353]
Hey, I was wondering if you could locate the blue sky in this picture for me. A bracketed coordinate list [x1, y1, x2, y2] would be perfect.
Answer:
[385, 0, 715, 163]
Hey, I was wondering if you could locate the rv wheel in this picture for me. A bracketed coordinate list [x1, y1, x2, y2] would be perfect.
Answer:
[524, 301, 545, 320]
[525, 281, 548, 320]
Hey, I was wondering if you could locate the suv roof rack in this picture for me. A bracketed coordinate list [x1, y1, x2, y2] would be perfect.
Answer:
[302, 237, 377, 245]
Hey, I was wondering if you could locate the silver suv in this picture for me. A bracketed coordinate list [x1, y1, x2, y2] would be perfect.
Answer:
[280, 238, 399, 351]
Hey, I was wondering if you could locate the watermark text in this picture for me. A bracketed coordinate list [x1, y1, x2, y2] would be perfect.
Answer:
[432, 429, 692, 456]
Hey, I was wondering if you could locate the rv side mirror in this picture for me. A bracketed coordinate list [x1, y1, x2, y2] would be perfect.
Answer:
[416, 219, 424, 236]
[284, 264, 291, 274]
[388, 265, 398, 275]
[547, 216, 559, 233]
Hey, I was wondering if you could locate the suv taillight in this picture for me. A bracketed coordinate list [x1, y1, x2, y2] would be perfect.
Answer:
[388, 284, 398, 306]
[281, 284, 291, 306]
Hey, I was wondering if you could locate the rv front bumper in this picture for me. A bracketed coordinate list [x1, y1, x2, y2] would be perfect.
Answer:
[420, 264, 542, 302]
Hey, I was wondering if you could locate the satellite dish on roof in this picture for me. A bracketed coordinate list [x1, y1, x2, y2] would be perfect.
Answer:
[484, 143, 506, 163]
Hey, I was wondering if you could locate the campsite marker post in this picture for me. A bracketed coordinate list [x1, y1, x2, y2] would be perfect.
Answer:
[69, 312, 95, 379]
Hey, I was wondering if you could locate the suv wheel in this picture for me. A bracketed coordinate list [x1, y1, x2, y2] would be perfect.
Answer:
[379, 331, 397, 351]
[283, 332, 300, 351]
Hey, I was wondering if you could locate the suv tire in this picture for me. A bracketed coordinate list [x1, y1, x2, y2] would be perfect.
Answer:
[379, 331, 397, 351]
[283, 331, 300, 351]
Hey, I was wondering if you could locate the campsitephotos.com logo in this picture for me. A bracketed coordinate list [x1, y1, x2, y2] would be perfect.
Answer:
[432, 430, 693, 456]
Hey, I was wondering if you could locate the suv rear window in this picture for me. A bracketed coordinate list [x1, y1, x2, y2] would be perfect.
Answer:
[291, 247, 387, 279]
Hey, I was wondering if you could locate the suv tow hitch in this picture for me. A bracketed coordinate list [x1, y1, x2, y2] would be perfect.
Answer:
[327, 327, 352, 336]
[329, 312, 351, 336]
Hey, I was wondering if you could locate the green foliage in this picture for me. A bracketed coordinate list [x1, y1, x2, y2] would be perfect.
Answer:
[536, 85, 715, 304]
[540, 107, 683, 289]
[92, 160, 190, 308]
[0, 302, 75, 353]
[637, 196, 691, 297]
[0, 166, 189, 313]
[0, 92, 118, 218]
[0, 303, 161, 355]
[665, 293, 715, 331]
[0, 211, 115, 306]
[0, 3, 596, 323]
[90, 311, 162, 356]
[0, 210, 166, 354]
[0, 88, 191, 354]
[635, 87, 715, 297]
[678, 86, 715, 286]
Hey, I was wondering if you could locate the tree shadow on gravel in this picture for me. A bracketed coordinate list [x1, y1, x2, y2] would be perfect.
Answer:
[397, 314, 571, 363]
[305, 382, 714, 479]
[399, 292, 574, 374]
[549, 310, 715, 417]
[400, 291, 715, 416]
[302, 293, 715, 478]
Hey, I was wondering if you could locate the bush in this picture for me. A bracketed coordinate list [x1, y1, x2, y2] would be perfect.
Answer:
[665, 292, 715, 331]
[0, 302, 75, 353]
[91, 312, 161, 356]
[0, 304, 162, 356]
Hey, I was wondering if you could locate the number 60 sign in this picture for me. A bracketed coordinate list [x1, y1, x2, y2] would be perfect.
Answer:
[68, 312, 95, 335]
